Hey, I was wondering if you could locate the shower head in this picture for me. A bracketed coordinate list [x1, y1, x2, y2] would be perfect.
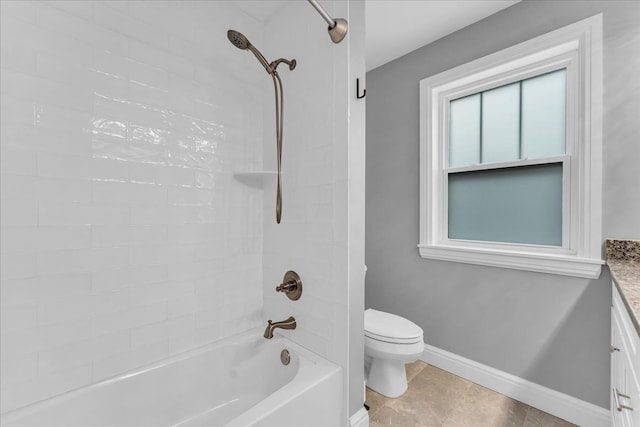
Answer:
[227, 29, 273, 74]
[227, 29, 250, 50]
[227, 29, 297, 75]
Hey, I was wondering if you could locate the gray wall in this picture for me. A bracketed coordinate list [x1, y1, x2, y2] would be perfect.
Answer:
[365, 1, 640, 408]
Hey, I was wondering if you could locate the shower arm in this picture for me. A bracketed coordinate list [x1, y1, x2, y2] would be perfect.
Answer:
[306, 0, 348, 44]
[250, 49, 295, 75]
[307, 0, 337, 28]
[270, 58, 297, 71]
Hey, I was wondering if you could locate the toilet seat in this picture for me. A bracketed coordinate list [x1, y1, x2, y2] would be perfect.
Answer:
[365, 309, 423, 344]
[365, 332, 422, 345]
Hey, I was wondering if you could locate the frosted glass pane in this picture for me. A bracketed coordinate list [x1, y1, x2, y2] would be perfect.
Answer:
[448, 163, 562, 246]
[481, 82, 520, 163]
[449, 94, 480, 167]
[521, 69, 566, 159]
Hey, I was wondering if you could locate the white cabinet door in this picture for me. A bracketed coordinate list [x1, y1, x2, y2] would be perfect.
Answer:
[612, 283, 640, 426]
[611, 312, 621, 426]
[627, 352, 640, 426]
[612, 311, 631, 426]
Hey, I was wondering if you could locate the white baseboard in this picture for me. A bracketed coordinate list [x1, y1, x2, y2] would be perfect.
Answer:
[349, 407, 369, 427]
[421, 342, 609, 427]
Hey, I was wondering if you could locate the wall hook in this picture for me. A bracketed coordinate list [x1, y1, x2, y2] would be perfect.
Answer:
[357, 78, 366, 99]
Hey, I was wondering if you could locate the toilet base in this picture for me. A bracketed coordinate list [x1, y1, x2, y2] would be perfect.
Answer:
[366, 357, 409, 398]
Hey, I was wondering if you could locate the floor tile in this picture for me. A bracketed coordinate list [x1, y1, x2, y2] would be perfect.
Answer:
[370, 405, 432, 427]
[523, 407, 575, 427]
[365, 362, 577, 427]
[442, 383, 528, 427]
[406, 360, 428, 382]
[366, 387, 387, 417]
[382, 364, 472, 424]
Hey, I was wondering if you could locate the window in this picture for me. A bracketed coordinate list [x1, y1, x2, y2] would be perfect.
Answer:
[419, 15, 603, 278]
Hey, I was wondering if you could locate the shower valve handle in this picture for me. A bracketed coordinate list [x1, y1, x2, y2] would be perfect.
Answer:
[275, 271, 303, 301]
[276, 281, 296, 292]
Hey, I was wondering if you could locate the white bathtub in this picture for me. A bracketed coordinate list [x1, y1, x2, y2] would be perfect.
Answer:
[0, 329, 342, 427]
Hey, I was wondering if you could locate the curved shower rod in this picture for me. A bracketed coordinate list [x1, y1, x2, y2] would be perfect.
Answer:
[307, 0, 348, 44]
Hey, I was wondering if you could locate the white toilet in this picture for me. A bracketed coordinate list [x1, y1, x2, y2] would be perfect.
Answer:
[364, 309, 424, 398]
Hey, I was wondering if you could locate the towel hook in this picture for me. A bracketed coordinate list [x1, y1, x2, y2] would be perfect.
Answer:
[357, 78, 366, 99]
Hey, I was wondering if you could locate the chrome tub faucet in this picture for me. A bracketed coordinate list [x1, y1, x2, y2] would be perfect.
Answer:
[264, 316, 296, 339]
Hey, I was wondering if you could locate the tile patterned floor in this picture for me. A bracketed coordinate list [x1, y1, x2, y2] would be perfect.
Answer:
[366, 361, 576, 427]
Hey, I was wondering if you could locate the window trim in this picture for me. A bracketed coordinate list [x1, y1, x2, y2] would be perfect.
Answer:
[418, 15, 603, 279]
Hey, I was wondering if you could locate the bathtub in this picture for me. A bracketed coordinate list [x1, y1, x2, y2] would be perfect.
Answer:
[1, 329, 342, 427]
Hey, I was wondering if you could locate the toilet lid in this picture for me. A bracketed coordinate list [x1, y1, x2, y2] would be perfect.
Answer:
[365, 309, 423, 343]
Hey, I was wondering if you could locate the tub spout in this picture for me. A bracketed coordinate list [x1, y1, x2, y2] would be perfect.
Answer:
[264, 316, 296, 339]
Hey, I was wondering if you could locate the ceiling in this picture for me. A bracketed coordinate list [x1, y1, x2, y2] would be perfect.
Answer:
[233, 1, 520, 71]
[366, 1, 520, 71]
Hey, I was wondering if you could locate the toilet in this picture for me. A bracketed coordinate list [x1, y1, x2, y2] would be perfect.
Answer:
[364, 309, 424, 398]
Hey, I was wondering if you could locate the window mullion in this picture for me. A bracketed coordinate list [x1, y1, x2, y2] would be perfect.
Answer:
[518, 81, 523, 159]
[479, 92, 483, 164]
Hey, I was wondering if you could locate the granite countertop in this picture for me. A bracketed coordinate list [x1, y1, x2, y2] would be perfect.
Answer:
[607, 240, 640, 336]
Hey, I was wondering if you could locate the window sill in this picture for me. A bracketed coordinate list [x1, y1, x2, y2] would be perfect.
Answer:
[418, 244, 603, 279]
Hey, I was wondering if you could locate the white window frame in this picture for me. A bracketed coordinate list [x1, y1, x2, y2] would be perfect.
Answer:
[418, 15, 604, 279]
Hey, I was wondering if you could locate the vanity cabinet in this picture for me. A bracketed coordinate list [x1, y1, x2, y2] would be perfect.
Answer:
[611, 283, 640, 426]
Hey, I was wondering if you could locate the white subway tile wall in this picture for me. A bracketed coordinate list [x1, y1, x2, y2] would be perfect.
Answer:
[0, 0, 266, 412]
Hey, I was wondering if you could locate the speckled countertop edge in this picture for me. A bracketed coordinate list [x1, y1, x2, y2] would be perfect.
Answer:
[606, 240, 640, 337]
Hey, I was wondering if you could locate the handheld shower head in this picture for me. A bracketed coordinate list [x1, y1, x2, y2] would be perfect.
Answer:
[227, 29, 273, 74]
[227, 30, 250, 50]
[227, 28, 297, 224]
